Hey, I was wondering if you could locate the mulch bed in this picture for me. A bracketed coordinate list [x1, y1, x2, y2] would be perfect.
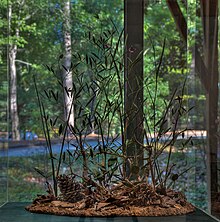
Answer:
[25, 200, 194, 217]
[26, 179, 195, 217]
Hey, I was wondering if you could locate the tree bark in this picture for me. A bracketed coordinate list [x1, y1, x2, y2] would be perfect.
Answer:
[124, 0, 144, 179]
[8, 4, 20, 140]
[62, 0, 74, 127]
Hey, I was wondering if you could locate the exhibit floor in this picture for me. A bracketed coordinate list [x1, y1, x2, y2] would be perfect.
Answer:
[0, 202, 219, 222]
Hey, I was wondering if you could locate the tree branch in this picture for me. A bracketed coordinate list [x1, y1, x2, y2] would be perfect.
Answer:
[166, 0, 209, 92]
[15, 59, 32, 66]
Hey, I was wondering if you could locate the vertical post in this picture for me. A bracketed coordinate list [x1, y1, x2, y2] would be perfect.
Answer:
[200, 0, 218, 213]
[124, 0, 144, 178]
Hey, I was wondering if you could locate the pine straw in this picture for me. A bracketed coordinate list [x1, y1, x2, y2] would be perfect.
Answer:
[25, 180, 195, 217]
[25, 201, 194, 217]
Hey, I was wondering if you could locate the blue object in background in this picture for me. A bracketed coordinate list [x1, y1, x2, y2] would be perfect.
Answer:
[20, 130, 38, 141]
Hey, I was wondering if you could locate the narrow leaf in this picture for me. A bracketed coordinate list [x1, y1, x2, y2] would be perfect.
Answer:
[34, 167, 46, 178]
[58, 124, 63, 136]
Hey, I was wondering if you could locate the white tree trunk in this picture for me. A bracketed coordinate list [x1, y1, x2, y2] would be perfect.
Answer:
[62, 0, 74, 127]
[8, 4, 20, 140]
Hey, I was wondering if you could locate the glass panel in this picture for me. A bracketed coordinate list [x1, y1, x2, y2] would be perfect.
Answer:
[7, 0, 123, 202]
[144, 1, 219, 219]
[0, 78, 8, 206]
[192, 1, 219, 219]
[4, 0, 220, 220]
[187, 1, 209, 211]
[0, 2, 8, 206]
[144, 0, 197, 210]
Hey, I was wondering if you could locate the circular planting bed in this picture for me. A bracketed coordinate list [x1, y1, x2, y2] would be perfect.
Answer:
[26, 177, 195, 217]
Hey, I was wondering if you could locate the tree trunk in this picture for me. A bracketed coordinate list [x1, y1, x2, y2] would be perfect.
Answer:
[62, 0, 74, 127]
[124, 0, 144, 179]
[8, 4, 20, 140]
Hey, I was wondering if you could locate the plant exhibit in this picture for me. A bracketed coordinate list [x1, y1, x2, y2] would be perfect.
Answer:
[5, 0, 220, 218]
[25, 26, 195, 216]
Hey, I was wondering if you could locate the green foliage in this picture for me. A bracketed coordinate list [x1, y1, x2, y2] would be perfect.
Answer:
[0, 0, 204, 135]
[0, 53, 7, 133]
[0, 81, 8, 132]
[2, 0, 123, 135]
[0, 2, 8, 132]
[6, 155, 47, 202]
[144, 2, 188, 90]
[0, 1, 7, 64]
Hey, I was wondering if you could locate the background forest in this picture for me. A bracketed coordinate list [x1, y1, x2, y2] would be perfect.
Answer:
[0, 0, 205, 138]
